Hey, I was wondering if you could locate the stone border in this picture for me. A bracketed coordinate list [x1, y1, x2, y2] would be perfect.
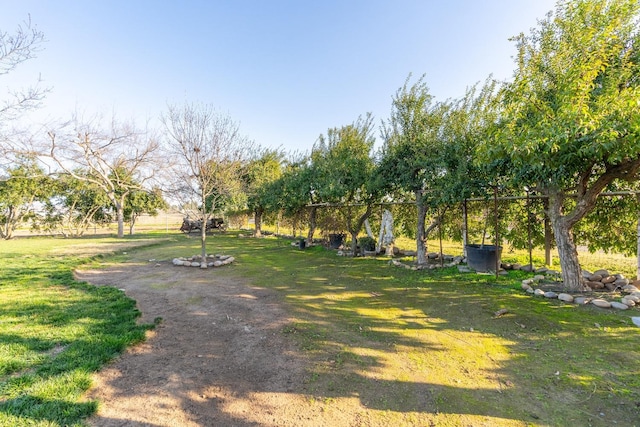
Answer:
[172, 254, 235, 268]
[521, 275, 640, 310]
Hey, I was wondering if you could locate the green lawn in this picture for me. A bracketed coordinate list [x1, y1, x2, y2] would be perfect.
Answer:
[0, 236, 160, 427]
[1, 232, 639, 426]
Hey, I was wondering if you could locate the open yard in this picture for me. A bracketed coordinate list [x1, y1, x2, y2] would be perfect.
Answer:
[0, 232, 639, 426]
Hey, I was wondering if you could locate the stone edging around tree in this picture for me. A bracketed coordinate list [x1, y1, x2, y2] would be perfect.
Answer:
[520, 275, 639, 310]
[172, 254, 235, 268]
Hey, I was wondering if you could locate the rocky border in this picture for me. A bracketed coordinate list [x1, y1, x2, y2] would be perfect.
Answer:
[521, 273, 640, 310]
[172, 254, 235, 268]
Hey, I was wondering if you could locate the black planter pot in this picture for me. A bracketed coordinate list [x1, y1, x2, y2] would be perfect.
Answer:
[465, 244, 502, 272]
[328, 233, 345, 249]
[298, 239, 306, 250]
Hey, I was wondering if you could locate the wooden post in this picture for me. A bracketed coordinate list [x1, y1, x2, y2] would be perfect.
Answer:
[462, 200, 468, 258]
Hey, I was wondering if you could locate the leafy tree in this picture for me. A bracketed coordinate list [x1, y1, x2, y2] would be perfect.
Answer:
[380, 76, 450, 264]
[484, 0, 640, 290]
[124, 187, 167, 235]
[243, 148, 284, 237]
[40, 171, 112, 237]
[314, 114, 378, 254]
[162, 102, 253, 265]
[0, 159, 51, 239]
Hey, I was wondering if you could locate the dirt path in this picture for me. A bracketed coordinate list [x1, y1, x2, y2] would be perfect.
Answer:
[76, 262, 362, 426]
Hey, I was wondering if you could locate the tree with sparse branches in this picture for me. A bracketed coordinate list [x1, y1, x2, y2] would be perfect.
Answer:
[0, 16, 49, 163]
[162, 102, 253, 266]
[44, 115, 160, 238]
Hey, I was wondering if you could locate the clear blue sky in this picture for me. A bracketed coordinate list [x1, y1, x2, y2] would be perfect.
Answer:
[2, 0, 557, 154]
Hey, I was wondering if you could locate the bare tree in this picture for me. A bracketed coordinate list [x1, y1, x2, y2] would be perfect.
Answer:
[44, 115, 160, 238]
[162, 102, 253, 266]
[0, 16, 49, 161]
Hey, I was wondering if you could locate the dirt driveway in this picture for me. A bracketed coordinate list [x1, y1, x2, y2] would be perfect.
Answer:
[76, 262, 365, 426]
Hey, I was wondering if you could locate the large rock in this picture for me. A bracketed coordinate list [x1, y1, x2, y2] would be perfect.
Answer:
[534, 288, 545, 296]
[623, 294, 640, 303]
[545, 269, 561, 279]
[558, 293, 574, 303]
[621, 298, 636, 307]
[614, 278, 630, 287]
[601, 275, 616, 284]
[574, 297, 591, 305]
[591, 299, 611, 308]
[623, 284, 640, 293]
[610, 301, 629, 310]
[593, 269, 610, 277]
[544, 291, 558, 299]
[588, 274, 603, 282]
[587, 281, 605, 290]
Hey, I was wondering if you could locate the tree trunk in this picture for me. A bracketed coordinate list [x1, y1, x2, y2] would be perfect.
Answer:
[200, 222, 207, 268]
[200, 196, 208, 268]
[129, 212, 138, 236]
[416, 191, 428, 265]
[547, 192, 583, 291]
[116, 202, 125, 238]
[350, 230, 359, 255]
[254, 207, 263, 237]
[347, 204, 373, 256]
[543, 198, 553, 266]
[636, 194, 640, 280]
[307, 206, 317, 245]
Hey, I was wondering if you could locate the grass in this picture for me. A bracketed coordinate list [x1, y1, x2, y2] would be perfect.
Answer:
[0, 235, 163, 427]
[1, 230, 639, 426]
